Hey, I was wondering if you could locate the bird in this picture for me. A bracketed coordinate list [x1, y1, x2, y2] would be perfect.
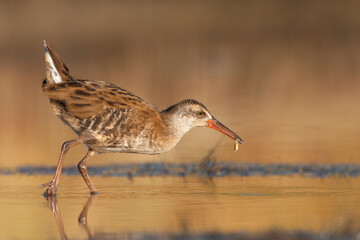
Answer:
[39, 41, 244, 197]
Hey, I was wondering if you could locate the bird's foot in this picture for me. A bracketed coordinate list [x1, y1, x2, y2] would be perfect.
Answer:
[39, 180, 53, 188]
[39, 180, 58, 197]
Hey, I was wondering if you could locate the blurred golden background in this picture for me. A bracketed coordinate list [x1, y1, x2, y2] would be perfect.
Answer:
[1, 0, 360, 168]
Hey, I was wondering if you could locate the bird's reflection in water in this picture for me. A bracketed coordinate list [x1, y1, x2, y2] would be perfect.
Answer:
[45, 195, 129, 240]
[45, 195, 98, 240]
[45, 196, 69, 240]
[43, 176, 216, 240]
[78, 195, 96, 239]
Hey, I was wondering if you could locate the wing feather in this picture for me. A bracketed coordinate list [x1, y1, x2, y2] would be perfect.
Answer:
[43, 80, 159, 119]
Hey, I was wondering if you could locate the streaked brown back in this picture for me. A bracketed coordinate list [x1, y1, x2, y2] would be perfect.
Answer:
[43, 79, 159, 119]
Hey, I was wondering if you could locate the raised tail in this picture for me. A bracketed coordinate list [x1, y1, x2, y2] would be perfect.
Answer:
[43, 40, 73, 86]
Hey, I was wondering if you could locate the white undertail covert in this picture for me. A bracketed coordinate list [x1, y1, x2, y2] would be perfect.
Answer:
[44, 40, 62, 84]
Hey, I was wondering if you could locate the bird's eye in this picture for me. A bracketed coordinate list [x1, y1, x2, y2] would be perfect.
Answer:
[197, 110, 205, 117]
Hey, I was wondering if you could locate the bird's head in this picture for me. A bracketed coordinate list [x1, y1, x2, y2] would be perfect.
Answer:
[162, 99, 244, 146]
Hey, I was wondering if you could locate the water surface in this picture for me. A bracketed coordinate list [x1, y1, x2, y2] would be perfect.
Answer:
[1, 174, 360, 239]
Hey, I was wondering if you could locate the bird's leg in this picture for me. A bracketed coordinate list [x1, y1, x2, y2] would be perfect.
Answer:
[39, 139, 80, 197]
[78, 150, 98, 195]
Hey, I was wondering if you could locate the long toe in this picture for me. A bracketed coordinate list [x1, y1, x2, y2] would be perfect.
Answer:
[39, 181, 53, 188]
[42, 184, 58, 197]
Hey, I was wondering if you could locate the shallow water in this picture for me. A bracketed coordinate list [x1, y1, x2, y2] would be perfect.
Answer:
[1, 174, 360, 239]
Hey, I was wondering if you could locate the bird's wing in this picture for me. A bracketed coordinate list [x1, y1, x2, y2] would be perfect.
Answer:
[43, 80, 158, 119]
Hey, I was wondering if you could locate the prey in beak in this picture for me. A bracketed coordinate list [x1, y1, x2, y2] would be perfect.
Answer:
[207, 119, 244, 151]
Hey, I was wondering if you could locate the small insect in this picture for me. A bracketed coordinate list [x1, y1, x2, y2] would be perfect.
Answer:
[234, 139, 239, 152]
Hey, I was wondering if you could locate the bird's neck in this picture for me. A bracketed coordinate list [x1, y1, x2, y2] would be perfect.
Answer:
[159, 110, 193, 151]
